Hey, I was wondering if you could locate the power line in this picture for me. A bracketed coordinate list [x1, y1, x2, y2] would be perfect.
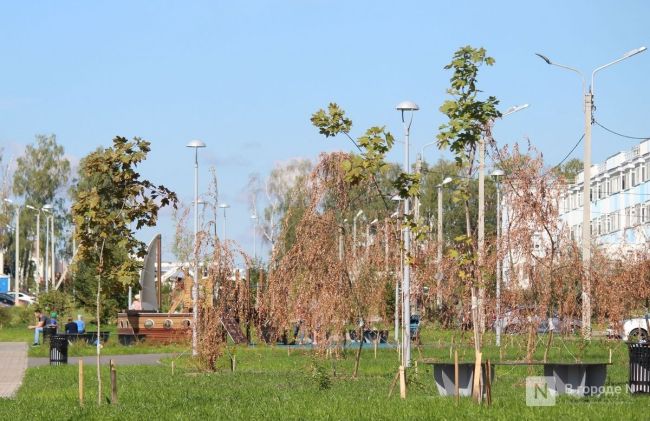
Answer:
[594, 120, 650, 141]
[549, 133, 585, 174]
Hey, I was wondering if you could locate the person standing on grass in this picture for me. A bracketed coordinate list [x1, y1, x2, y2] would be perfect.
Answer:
[28, 310, 47, 346]
[65, 317, 78, 334]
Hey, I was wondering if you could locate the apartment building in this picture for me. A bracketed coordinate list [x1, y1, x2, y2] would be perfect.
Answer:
[559, 139, 650, 254]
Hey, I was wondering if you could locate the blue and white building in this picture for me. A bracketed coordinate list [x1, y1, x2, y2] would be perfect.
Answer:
[559, 140, 650, 255]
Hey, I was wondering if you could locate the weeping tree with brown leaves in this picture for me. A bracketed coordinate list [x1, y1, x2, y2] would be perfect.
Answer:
[494, 143, 584, 360]
[260, 152, 399, 376]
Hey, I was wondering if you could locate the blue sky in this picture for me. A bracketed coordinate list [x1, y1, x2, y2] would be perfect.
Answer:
[2, 1, 649, 260]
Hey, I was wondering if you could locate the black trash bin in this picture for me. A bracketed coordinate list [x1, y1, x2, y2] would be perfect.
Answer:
[628, 342, 650, 394]
[43, 325, 57, 343]
[50, 334, 68, 366]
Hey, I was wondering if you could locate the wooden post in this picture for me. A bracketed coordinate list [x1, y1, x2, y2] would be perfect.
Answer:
[609, 348, 612, 364]
[472, 352, 482, 403]
[374, 338, 378, 359]
[78, 359, 84, 406]
[399, 365, 406, 399]
[171, 360, 175, 376]
[110, 360, 118, 405]
[454, 350, 459, 404]
[485, 360, 492, 406]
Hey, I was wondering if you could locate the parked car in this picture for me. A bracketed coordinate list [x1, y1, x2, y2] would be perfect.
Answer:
[15, 292, 37, 305]
[494, 306, 581, 334]
[621, 314, 650, 342]
[0, 292, 16, 307]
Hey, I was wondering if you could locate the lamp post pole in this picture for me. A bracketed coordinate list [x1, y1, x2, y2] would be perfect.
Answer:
[477, 104, 528, 333]
[187, 140, 206, 357]
[26, 206, 39, 294]
[435, 177, 452, 308]
[352, 210, 364, 260]
[251, 214, 258, 261]
[491, 169, 504, 346]
[50, 214, 55, 288]
[4, 199, 20, 301]
[396, 100, 419, 368]
[219, 204, 230, 242]
[537, 47, 646, 339]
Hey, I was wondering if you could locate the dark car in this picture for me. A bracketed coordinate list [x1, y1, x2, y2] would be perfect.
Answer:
[0, 292, 16, 307]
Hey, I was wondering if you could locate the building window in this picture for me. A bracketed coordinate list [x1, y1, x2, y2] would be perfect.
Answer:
[611, 176, 620, 193]
[639, 163, 647, 183]
[578, 191, 583, 206]
[632, 168, 638, 186]
[622, 172, 628, 190]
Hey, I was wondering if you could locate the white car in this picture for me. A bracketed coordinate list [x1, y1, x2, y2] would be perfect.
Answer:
[622, 314, 650, 342]
[15, 292, 37, 305]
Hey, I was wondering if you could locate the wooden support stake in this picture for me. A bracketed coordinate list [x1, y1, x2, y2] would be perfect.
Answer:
[78, 359, 84, 406]
[171, 360, 175, 376]
[374, 338, 378, 359]
[485, 360, 492, 406]
[472, 352, 482, 403]
[609, 348, 612, 364]
[110, 360, 118, 405]
[388, 369, 400, 398]
[399, 365, 406, 400]
[454, 350, 459, 405]
[415, 360, 418, 375]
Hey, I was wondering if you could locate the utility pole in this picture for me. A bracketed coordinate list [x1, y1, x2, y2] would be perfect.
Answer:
[581, 91, 593, 339]
[536, 47, 646, 339]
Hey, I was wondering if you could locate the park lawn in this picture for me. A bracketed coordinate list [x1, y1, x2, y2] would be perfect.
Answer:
[1, 331, 648, 420]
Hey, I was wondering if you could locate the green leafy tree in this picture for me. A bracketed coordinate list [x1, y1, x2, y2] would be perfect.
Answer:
[553, 158, 582, 183]
[72, 137, 177, 405]
[437, 46, 501, 351]
[10, 135, 71, 290]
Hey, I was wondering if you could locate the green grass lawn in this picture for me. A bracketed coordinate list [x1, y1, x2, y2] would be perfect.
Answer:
[0, 326, 188, 357]
[1, 327, 648, 420]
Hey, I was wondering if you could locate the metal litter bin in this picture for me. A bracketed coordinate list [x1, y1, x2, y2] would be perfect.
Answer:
[43, 325, 57, 342]
[628, 342, 650, 394]
[49, 334, 68, 366]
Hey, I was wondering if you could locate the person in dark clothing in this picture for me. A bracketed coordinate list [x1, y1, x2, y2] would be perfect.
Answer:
[28, 310, 47, 346]
[65, 317, 79, 334]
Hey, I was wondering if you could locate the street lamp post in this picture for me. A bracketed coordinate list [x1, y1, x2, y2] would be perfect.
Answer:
[4, 199, 19, 302]
[477, 104, 528, 333]
[415, 142, 438, 223]
[219, 204, 231, 241]
[491, 169, 505, 346]
[26, 205, 51, 295]
[352, 210, 364, 259]
[365, 218, 378, 256]
[536, 46, 646, 339]
[186, 139, 206, 357]
[435, 177, 452, 308]
[396, 100, 419, 368]
[251, 214, 258, 261]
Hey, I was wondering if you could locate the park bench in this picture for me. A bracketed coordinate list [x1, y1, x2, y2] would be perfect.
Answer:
[62, 331, 110, 345]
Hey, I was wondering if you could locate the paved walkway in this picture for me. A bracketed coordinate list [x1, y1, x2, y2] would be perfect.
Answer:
[29, 352, 174, 367]
[0, 342, 28, 398]
[1, 341, 174, 399]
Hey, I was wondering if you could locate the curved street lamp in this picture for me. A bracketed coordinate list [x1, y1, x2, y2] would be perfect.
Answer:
[396, 100, 418, 368]
[536, 46, 646, 339]
[186, 139, 206, 357]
